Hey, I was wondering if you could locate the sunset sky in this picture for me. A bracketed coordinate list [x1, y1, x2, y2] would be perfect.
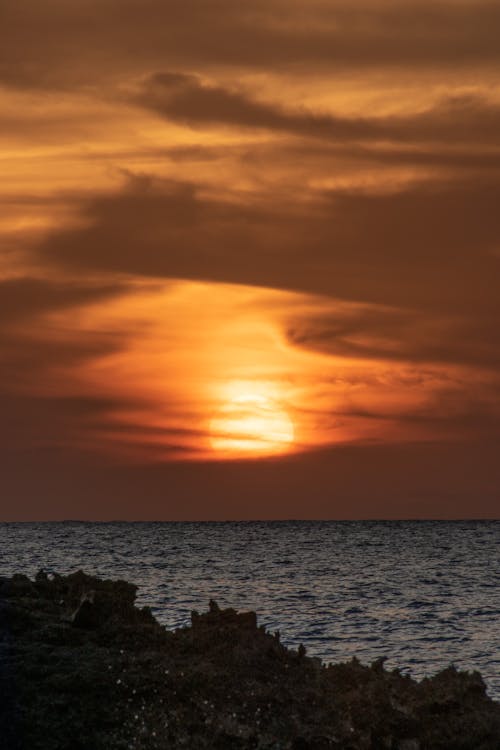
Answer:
[1, 0, 499, 519]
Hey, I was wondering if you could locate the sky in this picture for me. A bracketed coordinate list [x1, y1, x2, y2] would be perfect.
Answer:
[1, 0, 499, 519]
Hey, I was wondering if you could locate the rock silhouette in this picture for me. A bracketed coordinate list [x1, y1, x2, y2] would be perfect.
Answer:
[0, 571, 499, 749]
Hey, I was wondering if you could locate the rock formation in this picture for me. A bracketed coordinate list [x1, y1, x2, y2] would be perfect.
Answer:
[0, 571, 499, 749]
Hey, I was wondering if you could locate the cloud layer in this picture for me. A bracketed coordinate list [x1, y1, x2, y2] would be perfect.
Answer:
[3, 1, 500, 89]
[1, 0, 499, 517]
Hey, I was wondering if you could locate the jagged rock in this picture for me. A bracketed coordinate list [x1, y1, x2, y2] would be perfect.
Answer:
[0, 570, 499, 750]
[191, 603, 257, 632]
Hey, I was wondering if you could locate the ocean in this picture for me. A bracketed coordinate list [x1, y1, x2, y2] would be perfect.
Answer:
[1, 520, 498, 699]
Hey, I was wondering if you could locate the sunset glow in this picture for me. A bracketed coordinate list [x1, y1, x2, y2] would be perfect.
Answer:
[1, 0, 499, 518]
[20, 278, 477, 465]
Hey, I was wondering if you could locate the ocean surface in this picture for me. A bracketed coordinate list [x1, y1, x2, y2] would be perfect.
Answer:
[1, 520, 499, 699]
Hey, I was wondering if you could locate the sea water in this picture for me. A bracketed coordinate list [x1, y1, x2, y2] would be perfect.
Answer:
[1, 520, 498, 699]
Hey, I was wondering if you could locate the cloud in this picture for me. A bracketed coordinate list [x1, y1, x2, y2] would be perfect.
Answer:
[2, 1, 500, 91]
[0, 276, 134, 396]
[136, 71, 366, 139]
[38, 175, 500, 316]
[0, 392, 130, 458]
[285, 307, 500, 369]
[303, 142, 500, 174]
[0, 329, 123, 391]
[0, 277, 126, 324]
[138, 75, 500, 148]
[30, 173, 500, 448]
[2, 0, 500, 518]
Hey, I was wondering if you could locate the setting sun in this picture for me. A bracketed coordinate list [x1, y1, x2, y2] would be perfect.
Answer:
[209, 394, 295, 457]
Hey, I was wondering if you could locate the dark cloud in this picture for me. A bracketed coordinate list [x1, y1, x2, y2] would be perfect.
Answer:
[139, 76, 500, 148]
[286, 307, 500, 369]
[0, 277, 126, 324]
[0, 331, 123, 392]
[309, 143, 500, 174]
[0, 393, 132, 455]
[0, 388, 201, 466]
[32, 174, 500, 402]
[38, 176, 500, 317]
[335, 387, 500, 439]
[137, 72, 367, 139]
[0, 277, 132, 408]
[2, 392, 130, 424]
[2, 1, 500, 90]
[0, 276, 133, 398]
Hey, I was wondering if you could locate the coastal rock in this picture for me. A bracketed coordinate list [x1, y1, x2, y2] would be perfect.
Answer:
[1, 571, 499, 749]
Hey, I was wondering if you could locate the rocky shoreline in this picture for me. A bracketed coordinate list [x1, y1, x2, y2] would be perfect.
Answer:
[1, 571, 499, 749]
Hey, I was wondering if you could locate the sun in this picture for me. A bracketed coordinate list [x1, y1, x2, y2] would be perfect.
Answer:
[209, 393, 295, 457]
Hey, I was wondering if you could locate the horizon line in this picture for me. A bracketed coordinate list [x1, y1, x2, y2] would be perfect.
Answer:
[2, 517, 499, 524]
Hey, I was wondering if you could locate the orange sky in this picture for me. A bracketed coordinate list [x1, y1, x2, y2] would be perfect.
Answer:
[1, 0, 499, 519]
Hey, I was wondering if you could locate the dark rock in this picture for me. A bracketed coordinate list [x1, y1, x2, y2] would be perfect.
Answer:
[0, 571, 499, 750]
[292, 738, 310, 749]
[192, 603, 257, 632]
[398, 740, 420, 750]
[70, 590, 98, 628]
[371, 656, 387, 673]
[1, 574, 34, 597]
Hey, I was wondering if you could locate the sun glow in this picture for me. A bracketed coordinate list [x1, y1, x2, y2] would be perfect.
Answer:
[209, 393, 295, 457]
[38, 279, 459, 463]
